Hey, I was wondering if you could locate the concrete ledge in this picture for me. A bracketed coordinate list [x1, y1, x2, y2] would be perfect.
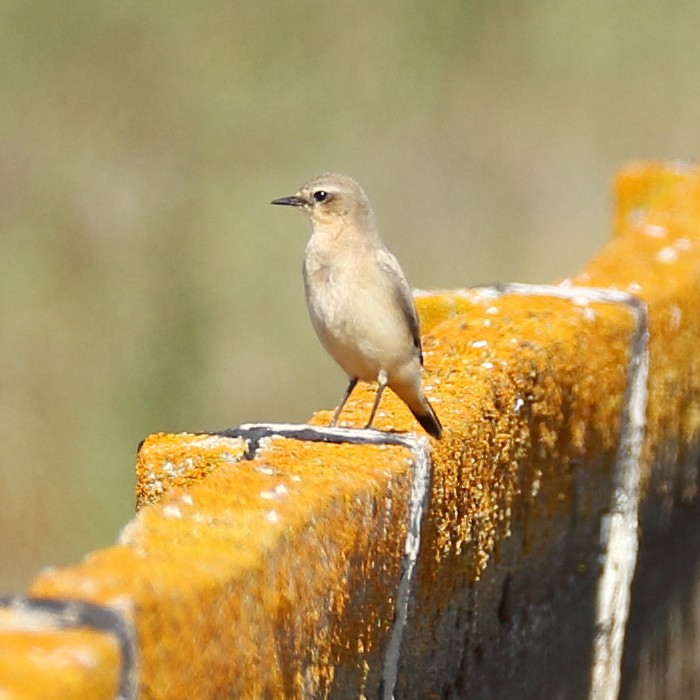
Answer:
[1, 162, 699, 699]
[33, 433, 427, 698]
[0, 597, 130, 699]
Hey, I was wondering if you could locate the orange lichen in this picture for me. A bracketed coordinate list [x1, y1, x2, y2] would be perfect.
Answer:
[0, 616, 119, 700]
[413, 293, 633, 583]
[135, 432, 247, 507]
[32, 440, 415, 698]
[580, 162, 700, 489]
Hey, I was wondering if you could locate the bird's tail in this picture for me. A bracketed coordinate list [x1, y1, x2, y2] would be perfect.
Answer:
[411, 398, 443, 440]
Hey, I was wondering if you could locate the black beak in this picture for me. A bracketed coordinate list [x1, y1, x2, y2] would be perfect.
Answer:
[270, 195, 306, 207]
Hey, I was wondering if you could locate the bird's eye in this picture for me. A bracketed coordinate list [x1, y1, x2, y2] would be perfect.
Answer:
[313, 190, 328, 202]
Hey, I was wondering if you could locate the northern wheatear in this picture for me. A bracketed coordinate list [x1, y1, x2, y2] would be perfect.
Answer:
[271, 173, 442, 439]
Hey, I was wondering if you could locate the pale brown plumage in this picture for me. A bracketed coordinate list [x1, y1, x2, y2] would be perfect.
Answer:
[271, 173, 442, 439]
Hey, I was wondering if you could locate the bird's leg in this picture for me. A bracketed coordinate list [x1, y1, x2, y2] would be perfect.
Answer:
[365, 370, 388, 430]
[330, 377, 359, 427]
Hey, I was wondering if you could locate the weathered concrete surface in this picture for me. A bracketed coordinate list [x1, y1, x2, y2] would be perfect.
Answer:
[0, 605, 120, 700]
[1, 162, 699, 699]
[620, 491, 700, 699]
[394, 287, 643, 700]
[33, 436, 421, 698]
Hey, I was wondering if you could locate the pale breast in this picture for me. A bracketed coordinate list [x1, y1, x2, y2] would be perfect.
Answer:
[303, 240, 417, 381]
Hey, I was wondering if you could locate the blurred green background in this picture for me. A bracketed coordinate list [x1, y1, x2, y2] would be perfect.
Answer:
[1, 1, 699, 593]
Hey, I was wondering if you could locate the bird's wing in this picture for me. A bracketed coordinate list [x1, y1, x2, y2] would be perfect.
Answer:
[375, 247, 424, 365]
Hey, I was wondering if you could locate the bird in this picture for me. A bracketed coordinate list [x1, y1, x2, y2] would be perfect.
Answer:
[271, 173, 442, 439]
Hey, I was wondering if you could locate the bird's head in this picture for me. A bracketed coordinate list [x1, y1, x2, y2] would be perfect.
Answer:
[271, 173, 376, 234]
